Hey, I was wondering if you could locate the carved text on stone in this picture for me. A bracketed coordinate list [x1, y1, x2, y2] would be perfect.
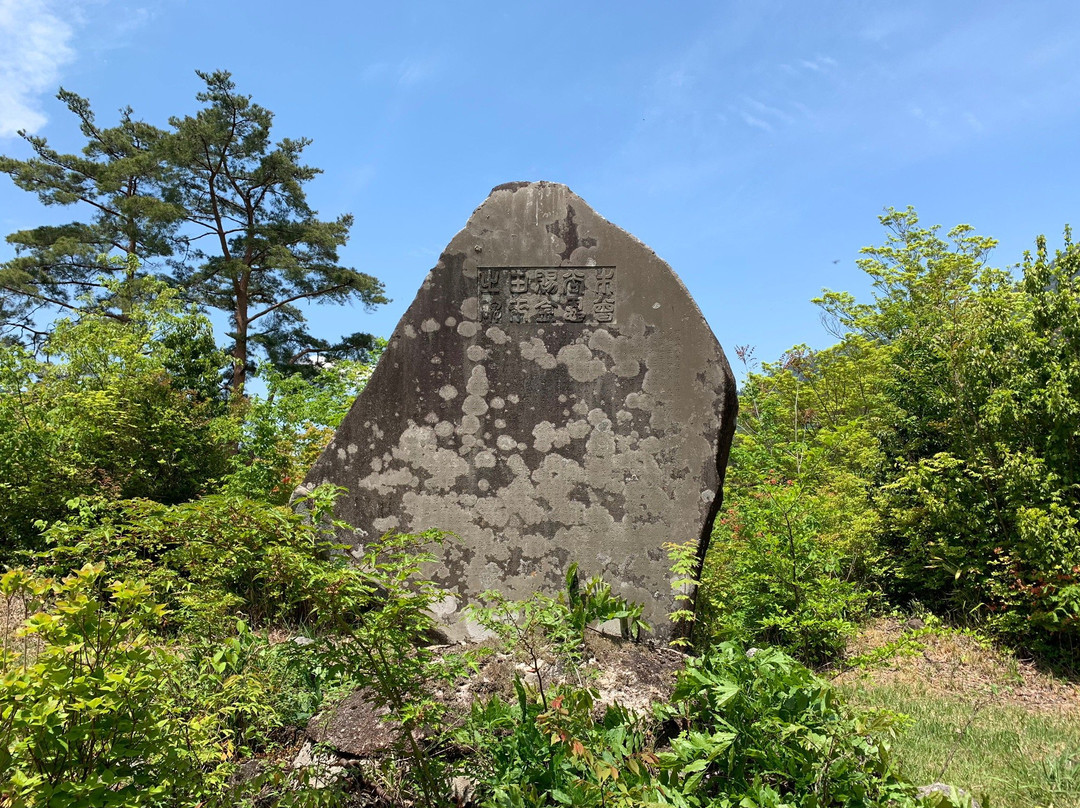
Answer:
[476, 267, 616, 326]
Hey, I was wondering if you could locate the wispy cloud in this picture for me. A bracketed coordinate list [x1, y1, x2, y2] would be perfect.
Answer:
[361, 56, 440, 87]
[799, 55, 837, 72]
[0, 0, 76, 137]
[740, 112, 773, 133]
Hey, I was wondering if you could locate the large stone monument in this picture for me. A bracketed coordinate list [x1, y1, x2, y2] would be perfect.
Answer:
[301, 182, 737, 640]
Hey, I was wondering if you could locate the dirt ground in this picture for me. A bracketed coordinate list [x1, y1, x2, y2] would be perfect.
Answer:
[831, 618, 1080, 714]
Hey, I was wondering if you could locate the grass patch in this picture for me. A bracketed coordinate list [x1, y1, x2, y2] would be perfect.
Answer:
[842, 680, 1080, 808]
[835, 619, 1080, 808]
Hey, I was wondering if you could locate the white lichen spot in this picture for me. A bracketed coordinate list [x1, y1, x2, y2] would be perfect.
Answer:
[460, 415, 482, 434]
[495, 418, 507, 429]
[507, 393, 520, 404]
[466, 365, 489, 397]
[486, 326, 510, 345]
[460, 296, 479, 319]
[435, 421, 454, 438]
[496, 434, 517, 452]
[490, 396, 505, 409]
[587, 408, 608, 426]
[466, 344, 489, 362]
[463, 394, 489, 416]
[404, 324, 418, 338]
[519, 338, 557, 370]
[531, 423, 557, 453]
[572, 400, 589, 416]
[624, 391, 654, 410]
[586, 429, 616, 458]
[567, 419, 591, 440]
[700, 490, 715, 503]
[474, 450, 497, 469]
[444, 316, 458, 327]
[424, 412, 439, 424]
[421, 318, 440, 333]
[457, 321, 480, 338]
[477, 478, 490, 492]
[558, 395, 567, 403]
[506, 453, 529, 477]
[373, 516, 400, 533]
[616, 409, 633, 423]
[430, 355, 442, 364]
[347, 443, 358, 455]
[439, 385, 458, 400]
[557, 343, 606, 383]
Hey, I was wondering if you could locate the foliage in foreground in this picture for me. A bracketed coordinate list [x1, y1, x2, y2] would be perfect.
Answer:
[1, 495, 967, 808]
[0, 496, 453, 807]
[460, 642, 938, 808]
[36, 486, 370, 635]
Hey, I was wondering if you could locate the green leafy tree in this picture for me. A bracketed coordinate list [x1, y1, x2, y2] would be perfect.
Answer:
[702, 342, 884, 663]
[819, 208, 1080, 655]
[0, 279, 231, 556]
[221, 342, 384, 504]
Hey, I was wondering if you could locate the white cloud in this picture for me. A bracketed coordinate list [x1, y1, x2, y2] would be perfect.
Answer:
[0, 0, 76, 137]
[740, 112, 773, 133]
[360, 56, 440, 87]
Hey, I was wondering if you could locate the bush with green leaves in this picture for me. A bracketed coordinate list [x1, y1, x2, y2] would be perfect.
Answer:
[821, 211, 1080, 657]
[221, 349, 382, 504]
[37, 486, 370, 634]
[306, 528, 468, 808]
[701, 342, 880, 665]
[0, 564, 212, 806]
[459, 637, 959, 808]
[0, 563, 356, 808]
[707, 209, 1080, 664]
[0, 280, 231, 558]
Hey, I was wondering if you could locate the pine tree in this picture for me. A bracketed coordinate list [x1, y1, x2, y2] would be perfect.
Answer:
[0, 71, 388, 397]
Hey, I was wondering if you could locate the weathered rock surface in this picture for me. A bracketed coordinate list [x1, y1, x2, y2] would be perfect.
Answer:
[305, 635, 684, 760]
[306, 689, 400, 758]
[916, 783, 981, 807]
[300, 181, 737, 639]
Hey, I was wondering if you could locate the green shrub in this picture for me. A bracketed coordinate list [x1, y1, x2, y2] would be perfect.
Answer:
[37, 486, 370, 635]
[0, 285, 231, 559]
[704, 477, 870, 666]
[0, 564, 211, 806]
[460, 638, 954, 807]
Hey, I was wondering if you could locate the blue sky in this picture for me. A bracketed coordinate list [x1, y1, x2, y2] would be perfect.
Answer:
[2, 0, 1079, 373]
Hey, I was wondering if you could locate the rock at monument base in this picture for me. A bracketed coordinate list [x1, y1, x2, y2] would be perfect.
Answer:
[304, 634, 684, 761]
[301, 181, 737, 640]
[916, 783, 982, 807]
[306, 689, 401, 758]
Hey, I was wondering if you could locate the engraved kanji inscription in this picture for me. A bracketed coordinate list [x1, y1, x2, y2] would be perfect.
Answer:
[476, 266, 617, 325]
